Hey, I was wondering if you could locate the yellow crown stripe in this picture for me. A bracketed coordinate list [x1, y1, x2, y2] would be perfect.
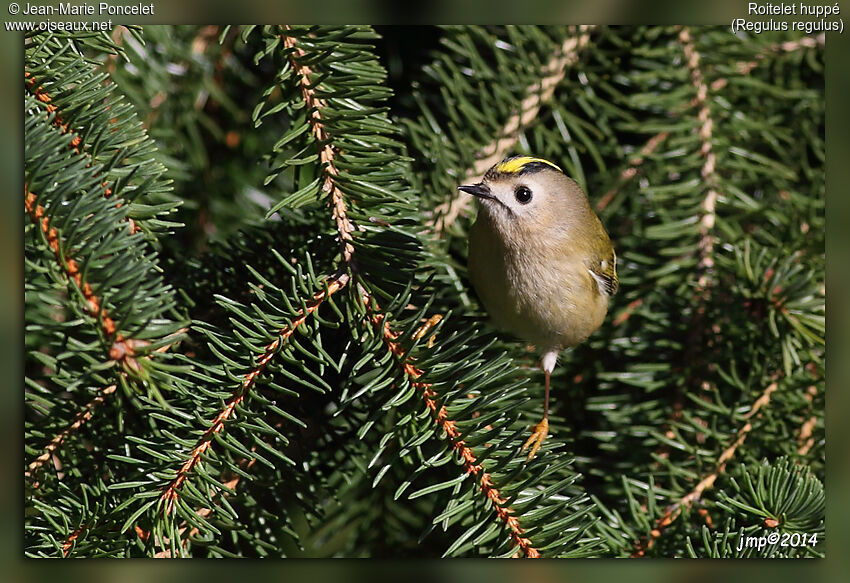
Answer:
[495, 156, 562, 174]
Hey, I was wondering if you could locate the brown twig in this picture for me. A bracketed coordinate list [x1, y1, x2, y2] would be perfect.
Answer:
[684, 35, 826, 111]
[633, 379, 779, 556]
[648, 27, 724, 488]
[61, 524, 85, 556]
[26, 385, 118, 485]
[679, 381, 777, 504]
[730, 32, 825, 78]
[25, 185, 160, 373]
[595, 132, 669, 213]
[25, 187, 121, 341]
[797, 416, 817, 456]
[678, 27, 718, 293]
[797, 385, 819, 455]
[152, 458, 257, 557]
[25, 71, 84, 155]
[159, 272, 349, 515]
[156, 26, 359, 545]
[649, 29, 818, 482]
[433, 26, 595, 235]
[24, 71, 136, 229]
[281, 27, 356, 265]
[367, 305, 539, 558]
[612, 298, 644, 327]
[27, 326, 187, 488]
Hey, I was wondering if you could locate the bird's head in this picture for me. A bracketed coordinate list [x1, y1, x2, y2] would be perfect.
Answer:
[459, 156, 591, 234]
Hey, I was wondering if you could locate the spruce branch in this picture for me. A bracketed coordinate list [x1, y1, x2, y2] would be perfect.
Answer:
[25, 31, 183, 370]
[649, 27, 732, 477]
[26, 385, 118, 484]
[154, 459, 257, 557]
[796, 385, 818, 456]
[138, 25, 425, 556]
[25, 188, 122, 342]
[24, 61, 170, 236]
[797, 415, 817, 456]
[720, 457, 824, 533]
[681, 380, 778, 504]
[732, 32, 825, 77]
[277, 27, 539, 555]
[25, 178, 182, 388]
[366, 305, 540, 558]
[611, 298, 645, 328]
[281, 26, 357, 267]
[26, 325, 185, 488]
[24, 71, 85, 155]
[688, 457, 824, 557]
[633, 378, 780, 556]
[61, 525, 85, 557]
[595, 131, 669, 213]
[678, 26, 719, 293]
[158, 271, 350, 515]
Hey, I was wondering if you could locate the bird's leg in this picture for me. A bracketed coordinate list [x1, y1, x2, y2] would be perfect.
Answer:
[520, 370, 550, 459]
[521, 350, 557, 459]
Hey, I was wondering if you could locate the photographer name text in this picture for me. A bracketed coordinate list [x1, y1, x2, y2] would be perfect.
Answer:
[17, 2, 154, 16]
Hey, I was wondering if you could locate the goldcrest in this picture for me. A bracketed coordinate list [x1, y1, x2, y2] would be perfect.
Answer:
[459, 156, 618, 459]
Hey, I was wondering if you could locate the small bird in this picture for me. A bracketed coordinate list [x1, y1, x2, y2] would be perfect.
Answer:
[459, 156, 618, 459]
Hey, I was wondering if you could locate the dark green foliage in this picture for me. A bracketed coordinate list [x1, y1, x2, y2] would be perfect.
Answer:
[25, 25, 824, 558]
[689, 457, 825, 557]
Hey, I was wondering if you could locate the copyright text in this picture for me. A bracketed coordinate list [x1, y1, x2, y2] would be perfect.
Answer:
[736, 530, 819, 552]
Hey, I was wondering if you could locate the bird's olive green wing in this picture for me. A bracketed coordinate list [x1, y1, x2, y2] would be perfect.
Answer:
[586, 247, 618, 296]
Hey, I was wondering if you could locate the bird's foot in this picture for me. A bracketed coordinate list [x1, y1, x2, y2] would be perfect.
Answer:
[520, 418, 549, 460]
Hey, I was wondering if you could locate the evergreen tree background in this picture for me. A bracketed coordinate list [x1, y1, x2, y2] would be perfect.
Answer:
[24, 25, 825, 558]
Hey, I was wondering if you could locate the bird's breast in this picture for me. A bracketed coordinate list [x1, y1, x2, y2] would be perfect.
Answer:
[469, 220, 608, 350]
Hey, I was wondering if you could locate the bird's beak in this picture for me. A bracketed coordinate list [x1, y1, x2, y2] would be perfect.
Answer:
[457, 183, 494, 200]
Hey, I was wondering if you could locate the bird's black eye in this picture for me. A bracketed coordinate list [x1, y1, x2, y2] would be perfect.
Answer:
[514, 185, 533, 204]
